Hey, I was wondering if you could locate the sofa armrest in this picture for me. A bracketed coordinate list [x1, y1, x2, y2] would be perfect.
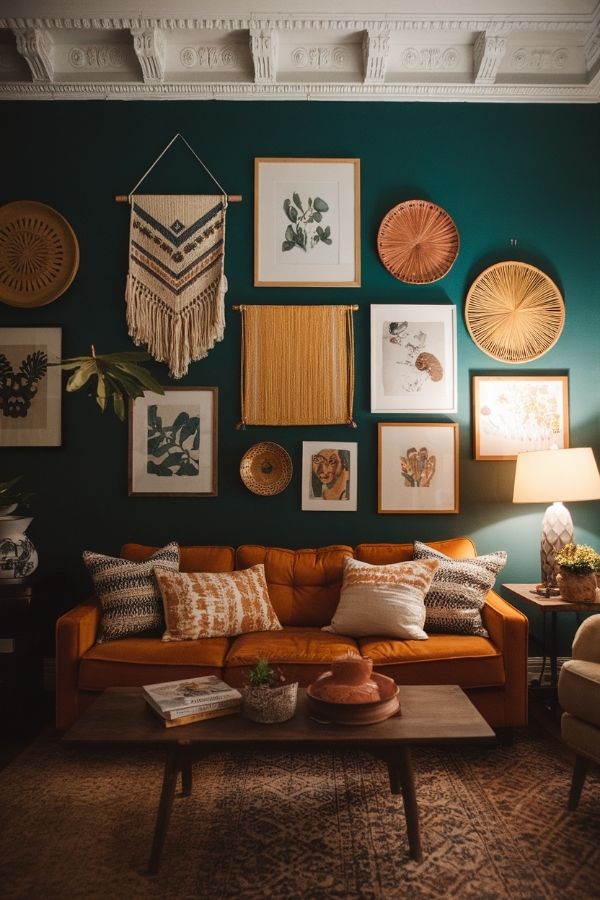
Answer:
[482, 590, 529, 726]
[572, 613, 600, 663]
[55, 600, 100, 730]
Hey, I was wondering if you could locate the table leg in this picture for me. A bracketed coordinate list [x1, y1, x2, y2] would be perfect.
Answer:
[386, 746, 422, 863]
[181, 760, 193, 797]
[147, 747, 180, 875]
[549, 610, 558, 690]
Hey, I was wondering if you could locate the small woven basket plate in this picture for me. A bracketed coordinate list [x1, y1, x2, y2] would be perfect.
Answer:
[377, 199, 459, 284]
[465, 260, 565, 363]
[240, 442, 293, 496]
[0, 200, 80, 308]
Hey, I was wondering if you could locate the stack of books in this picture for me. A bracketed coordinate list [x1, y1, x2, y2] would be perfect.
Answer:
[142, 675, 242, 728]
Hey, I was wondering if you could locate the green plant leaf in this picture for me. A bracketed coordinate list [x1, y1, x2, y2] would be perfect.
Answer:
[313, 197, 329, 212]
[96, 373, 107, 411]
[112, 390, 125, 421]
[283, 199, 298, 223]
[282, 240, 295, 251]
[285, 224, 296, 243]
[293, 192, 304, 212]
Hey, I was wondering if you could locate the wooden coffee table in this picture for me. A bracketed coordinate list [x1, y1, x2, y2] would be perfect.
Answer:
[64, 685, 494, 873]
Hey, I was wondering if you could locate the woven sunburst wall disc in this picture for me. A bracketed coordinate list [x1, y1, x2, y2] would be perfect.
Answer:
[377, 199, 459, 284]
[0, 200, 80, 307]
[465, 261, 565, 364]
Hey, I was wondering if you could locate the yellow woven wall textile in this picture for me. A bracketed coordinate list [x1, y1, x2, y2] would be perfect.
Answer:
[125, 194, 227, 379]
[239, 305, 355, 426]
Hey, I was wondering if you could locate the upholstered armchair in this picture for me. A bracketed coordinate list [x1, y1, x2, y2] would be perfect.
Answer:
[558, 613, 600, 810]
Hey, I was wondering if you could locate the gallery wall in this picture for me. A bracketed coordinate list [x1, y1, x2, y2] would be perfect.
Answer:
[1, 99, 599, 643]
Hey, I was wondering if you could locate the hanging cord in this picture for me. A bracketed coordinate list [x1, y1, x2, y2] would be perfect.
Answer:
[127, 133, 228, 206]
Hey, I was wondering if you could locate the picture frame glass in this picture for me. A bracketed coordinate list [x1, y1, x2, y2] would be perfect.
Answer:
[129, 387, 217, 496]
[255, 158, 360, 287]
[473, 375, 569, 460]
[302, 441, 357, 511]
[378, 423, 458, 514]
[370, 305, 457, 413]
[0, 326, 62, 447]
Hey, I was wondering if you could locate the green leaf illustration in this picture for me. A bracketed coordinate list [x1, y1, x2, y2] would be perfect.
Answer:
[293, 192, 304, 212]
[313, 197, 329, 212]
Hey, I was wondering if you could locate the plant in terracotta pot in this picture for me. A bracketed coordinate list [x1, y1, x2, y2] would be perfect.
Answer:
[242, 657, 298, 724]
[555, 543, 600, 604]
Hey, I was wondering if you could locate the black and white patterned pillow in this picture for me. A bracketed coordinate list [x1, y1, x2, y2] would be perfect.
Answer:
[413, 541, 507, 637]
[83, 542, 179, 642]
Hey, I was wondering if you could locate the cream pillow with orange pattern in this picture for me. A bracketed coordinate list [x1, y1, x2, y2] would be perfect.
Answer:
[154, 564, 282, 640]
[323, 556, 439, 640]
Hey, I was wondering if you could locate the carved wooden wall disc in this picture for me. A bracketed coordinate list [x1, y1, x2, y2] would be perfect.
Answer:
[377, 200, 459, 284]
[465, 261, 565, 363]
[240, 442, 293, 496]
[0, 200, 80, 307]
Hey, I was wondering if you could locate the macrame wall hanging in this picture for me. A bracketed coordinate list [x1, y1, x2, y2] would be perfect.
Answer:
[116, 134, 241, 379]
[236, 304, 357, 427]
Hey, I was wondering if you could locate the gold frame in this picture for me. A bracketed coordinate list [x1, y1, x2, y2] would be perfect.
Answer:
[254, 157, 361, 287]
[378, 422, 459, 514]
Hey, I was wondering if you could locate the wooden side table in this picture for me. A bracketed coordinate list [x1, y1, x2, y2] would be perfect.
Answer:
[503, 583, 597, 689]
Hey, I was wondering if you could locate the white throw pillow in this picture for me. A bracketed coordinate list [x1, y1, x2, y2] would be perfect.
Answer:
[323, 556, 439, 640]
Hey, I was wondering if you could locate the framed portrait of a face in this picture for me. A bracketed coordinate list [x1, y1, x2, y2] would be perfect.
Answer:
[378, 422, 458, 514]
[129, 387, 217, 497]
[302, 441, 357, 511]
[370, 304, 457, 413]
[0, 326, 62, 446]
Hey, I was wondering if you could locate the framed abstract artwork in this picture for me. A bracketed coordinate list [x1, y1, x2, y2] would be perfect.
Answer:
[254, 157, 361, 287]
[378, 422, 459, 514]
[472, 374, 569, 460]
[0, 326, 62, 446]
[301, 441, 358, 511]
[370, 304, 457, 413]
[129, 387, 217, 496]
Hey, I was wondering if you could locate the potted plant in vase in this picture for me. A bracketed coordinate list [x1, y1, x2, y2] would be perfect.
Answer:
[242, 657, 298, 724]
[0, 476, 37, 583]
[555, 543, 600, 603]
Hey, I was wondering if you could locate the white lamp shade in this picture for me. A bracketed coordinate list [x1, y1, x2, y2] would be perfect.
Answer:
[513, 447, 600, 504]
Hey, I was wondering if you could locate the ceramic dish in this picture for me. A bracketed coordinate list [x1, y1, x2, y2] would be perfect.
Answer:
[239, 441, 293, 496]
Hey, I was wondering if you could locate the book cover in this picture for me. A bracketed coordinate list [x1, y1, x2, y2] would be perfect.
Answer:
[153, 704, 242, 728]
[142, 674, 242, 715]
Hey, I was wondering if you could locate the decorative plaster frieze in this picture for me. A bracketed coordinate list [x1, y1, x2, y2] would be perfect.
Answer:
[584, 19, 600, 69]
[68, 46, 126, 69]
[473, 32, 507, 84]
[512, 48, 569, 71]
[290, 46, 345, 69]
[398, 46, 460, 71]
[180, 46, 240, 69]
[12, 27, 54, 82]
[249, 25, 277, 84]
[131, 28, 165, 83]
[362, 29, 390, 84]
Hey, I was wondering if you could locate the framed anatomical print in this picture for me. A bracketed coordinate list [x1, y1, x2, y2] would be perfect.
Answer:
[0, 326, 62, 446]
[378, 422, 458, 514]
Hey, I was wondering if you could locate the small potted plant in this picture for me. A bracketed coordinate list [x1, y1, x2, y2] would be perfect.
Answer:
[555, 543, 600, 603]
[242, 657, 298, 724]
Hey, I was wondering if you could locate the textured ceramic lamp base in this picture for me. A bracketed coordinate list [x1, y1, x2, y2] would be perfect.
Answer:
[540, 501, 573, 588]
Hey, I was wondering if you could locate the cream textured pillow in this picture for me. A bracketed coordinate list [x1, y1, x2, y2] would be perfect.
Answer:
[154, 564, 282, 641]
[323, 556, 439, 640]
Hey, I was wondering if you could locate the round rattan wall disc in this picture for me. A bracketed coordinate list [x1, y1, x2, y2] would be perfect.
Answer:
[0, 200, 80, 307]
[240, 442, 293, 496]
[465, 261, 565, 363]
[377, 200, 459, 284]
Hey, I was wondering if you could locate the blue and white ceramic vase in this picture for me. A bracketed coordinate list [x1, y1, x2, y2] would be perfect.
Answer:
[0, 516, 38, 583]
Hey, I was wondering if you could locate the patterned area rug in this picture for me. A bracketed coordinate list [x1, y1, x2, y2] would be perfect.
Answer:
[0, 725, 598, 900]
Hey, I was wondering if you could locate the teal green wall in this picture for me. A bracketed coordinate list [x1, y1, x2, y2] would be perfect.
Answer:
[2, 101, 599, 644]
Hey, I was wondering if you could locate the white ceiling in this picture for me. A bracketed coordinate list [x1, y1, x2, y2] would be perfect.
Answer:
[1, 1, 599, 102]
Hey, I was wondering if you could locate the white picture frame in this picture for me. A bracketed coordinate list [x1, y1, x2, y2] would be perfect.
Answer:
[0, 326, 62, 447]
[254, 157, 361, 287]
[302, 441, 358, 511]
[378, 422, 459, 514]
[370, 304, 457, 413]
[129, 387, 217, 497]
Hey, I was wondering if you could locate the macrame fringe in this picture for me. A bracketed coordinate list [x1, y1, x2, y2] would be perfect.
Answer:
[126, 274, 226, 379]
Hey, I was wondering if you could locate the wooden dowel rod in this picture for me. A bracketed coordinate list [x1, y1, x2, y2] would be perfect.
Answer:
[115, 194, 242, 203]
[232, 304, 359, 311]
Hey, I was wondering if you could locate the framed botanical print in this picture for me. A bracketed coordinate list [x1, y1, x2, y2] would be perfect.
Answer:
[472, 375, 569, 460]
[254, 157, 361, 287]
[370, 304, 457, 413]
[302, 441, 357, 511]
[0, 326, 62, 446]
[129, 387, 217, 496]
[378, 422, 459, 514]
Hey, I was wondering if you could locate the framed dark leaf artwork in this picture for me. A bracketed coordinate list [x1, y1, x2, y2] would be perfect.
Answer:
[128, 387, 217, 496]
[0, 326, 62, 446]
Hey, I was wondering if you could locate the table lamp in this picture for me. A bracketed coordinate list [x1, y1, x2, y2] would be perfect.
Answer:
[512, 447, 600, 592]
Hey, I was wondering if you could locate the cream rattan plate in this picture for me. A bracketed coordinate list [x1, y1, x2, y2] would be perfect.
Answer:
[377, 199, 459, 284]
[465, 261, 565, 363]
[0, 200, 80, 307]
[240, 442, 293, 496]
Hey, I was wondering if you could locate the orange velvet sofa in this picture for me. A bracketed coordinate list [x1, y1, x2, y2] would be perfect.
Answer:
[55, 537, 528, 731]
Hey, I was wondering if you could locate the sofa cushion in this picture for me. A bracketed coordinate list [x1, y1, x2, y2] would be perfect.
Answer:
[224, 626, 360, 672]
[155, 565, 282, 641]
[323, 557, 439, 640]
[235, 545, 354, 626]
[121, 543, 235, 573]
[355, 537, 478, 565]
[359, 634, 505, 688]
[413, 541, 507, 637]
[558, 659, 600, 728]
[83, 542, 180, 643]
